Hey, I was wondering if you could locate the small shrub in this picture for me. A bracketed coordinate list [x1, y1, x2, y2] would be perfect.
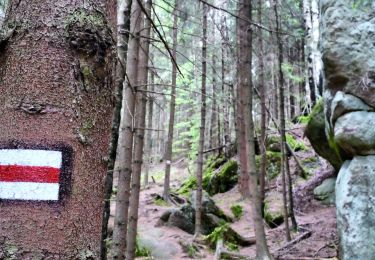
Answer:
[230, 204, 244, 219]
[135, 238, 152, 257]
[226, 242, 239, 252]
[286, 133, 306, 151]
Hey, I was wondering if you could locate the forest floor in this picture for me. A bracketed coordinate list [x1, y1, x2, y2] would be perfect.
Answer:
[110, 125, 339, 260]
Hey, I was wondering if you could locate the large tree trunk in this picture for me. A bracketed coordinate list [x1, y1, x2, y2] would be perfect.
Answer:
[238, 0, 273, 259]
[195, 2, 207, 237]
[125, 1, 152, 258]
[112, 0, 142, 258]
[0, 0, 114, 258]
[162, 1, 178, 202]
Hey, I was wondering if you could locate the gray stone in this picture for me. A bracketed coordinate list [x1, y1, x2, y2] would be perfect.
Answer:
[336, 157, 375, 260]
[334, 111, 375, 155]
[330, 91, 374, 126]
[321, 1, 375, 108]
[313, 177, 336, 205]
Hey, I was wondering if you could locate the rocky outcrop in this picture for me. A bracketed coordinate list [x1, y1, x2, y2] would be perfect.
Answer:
[321, 1, 375, 259]
[336, 157, 375, 259]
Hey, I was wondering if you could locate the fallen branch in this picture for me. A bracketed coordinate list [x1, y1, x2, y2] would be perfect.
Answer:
[274, 230, 312, 256]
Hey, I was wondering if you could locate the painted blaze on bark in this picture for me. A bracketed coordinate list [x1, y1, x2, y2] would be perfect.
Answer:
[0, 0, 114, 258]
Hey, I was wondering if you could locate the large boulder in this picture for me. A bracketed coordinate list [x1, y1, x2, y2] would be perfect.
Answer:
[336, 156, 375, 259]
[305, 99, 343, 171]
[313, 177, 336, 205]
[156, 191, 231, 235]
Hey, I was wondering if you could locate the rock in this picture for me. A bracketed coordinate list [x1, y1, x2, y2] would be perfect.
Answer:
[204, 160, 238, 196]
[313, 177, 336, 205]
[190, 191, 232, 222]
[334, 111, 375, 156]
[321, 1, 375, 107]
[330, 91, 374, 126]
[138, 229, 179, 260]
[305, 99, 343, 171]
[157, 192, 232, 236]
[268, 142, 281, 152]
[336, 156, 375, 260]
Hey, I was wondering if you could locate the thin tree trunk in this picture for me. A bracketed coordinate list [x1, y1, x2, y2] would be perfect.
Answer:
[210, 54, 218, 151]
[125, 1, 152, 258]
[274, 0, 291, 242]
[257, 0, 267, 212]
[112, 0, 142, 257]
[221, 16, 231, 157]
[238, 0, 273, 258]
[143, 68, 154, 188]
[163, 1, 178, 202]
[100, 0, 131, 258]
[195, 2, 208, 237]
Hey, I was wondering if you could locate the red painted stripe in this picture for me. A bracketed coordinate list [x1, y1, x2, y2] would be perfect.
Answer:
[0, 165, 60, 183]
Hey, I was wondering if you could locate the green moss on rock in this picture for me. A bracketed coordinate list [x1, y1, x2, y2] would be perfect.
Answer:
[305, 99, 343, 171]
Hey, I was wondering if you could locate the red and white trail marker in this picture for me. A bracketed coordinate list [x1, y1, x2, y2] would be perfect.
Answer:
[0, 149, 62, 201]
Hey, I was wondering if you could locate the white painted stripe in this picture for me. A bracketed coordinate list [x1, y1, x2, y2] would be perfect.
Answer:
[0, 182, 59, 201]
[0, 150, 62, 168]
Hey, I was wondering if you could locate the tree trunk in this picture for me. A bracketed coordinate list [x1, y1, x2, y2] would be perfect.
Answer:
[0, 0, 114, 258]
[143, 66, 154, 188]
[125, 1, 152, 258]
[257, 0, 267, 211]
[238, 0, 273, 259]
[112, 0, 142, 257]
[195, 2, 207, 237]
[210, 54, 218, 151]
[162, 1, 178, 202]
[221, 16, 231, 157]
[274, 0, 291, 242]
[101, 0, 131, 258]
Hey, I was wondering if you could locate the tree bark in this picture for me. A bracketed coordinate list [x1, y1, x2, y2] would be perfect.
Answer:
[238, 0, 273, 258]
[274, 0, 291, 242]
[257, 0, 267, 211]
[112, 0, 142, 257]
[195, 2, 208, 237]
[162, 1, 178, 202]
[100, 0, 131, 258]
[125, 1, 152, 258]
[0, 0, 114, 258]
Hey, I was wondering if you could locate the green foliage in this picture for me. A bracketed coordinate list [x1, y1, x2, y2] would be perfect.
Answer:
[230, 204, 243, 219]
[255, 151, 282, 180]
[204, 223, 230, 246]
[225, 242, 239, 252]
[154, 198, 168, 206]
[297, 115, 311, 124]
[351, 0, 372, 10]
[286, 133, 306, 151]
[282, 62, 304, 83]
[135, 238, 152, 258]
[263, 203, 284, 228]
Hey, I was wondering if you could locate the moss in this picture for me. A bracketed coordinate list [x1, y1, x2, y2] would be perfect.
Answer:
[205, 160, 238, 195]
[286, 133, 307, 151]
[230, 204, 243, 219]
[65, 9, 106, 29]
[154, 198, 168, 206]
[263, 203, 284, 228]
[177, 156, 231, 196]
[255, 151, 282, 180]
[135, 237, 152, 258]
[305, 98, 344, 171]
[297, 115, 311, 124]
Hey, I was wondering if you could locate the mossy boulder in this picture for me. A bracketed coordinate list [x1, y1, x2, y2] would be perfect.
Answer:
[177, 157, 238, 196]
[255, 151, 282, 180]
[314, 177, 336, 205]
[305, 99, 344, 171]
